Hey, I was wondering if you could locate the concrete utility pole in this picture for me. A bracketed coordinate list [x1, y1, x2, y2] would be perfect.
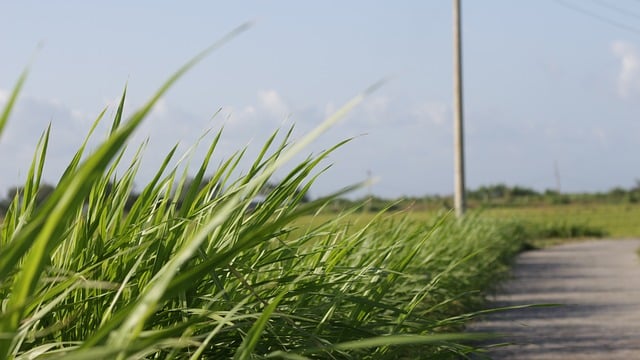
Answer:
[453, 0, 466, 217]
[554, 160, 562, 194]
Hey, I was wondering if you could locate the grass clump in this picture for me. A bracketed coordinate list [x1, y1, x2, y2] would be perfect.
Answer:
[512, 221, 607, 249]
[0, 155, 523, 360]
[0, 34, 526, 360]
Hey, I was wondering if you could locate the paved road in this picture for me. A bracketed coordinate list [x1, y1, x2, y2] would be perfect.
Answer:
[468, 239, 640, 359]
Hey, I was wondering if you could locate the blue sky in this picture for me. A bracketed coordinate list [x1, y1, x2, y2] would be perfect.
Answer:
[1, 1, 640, 199]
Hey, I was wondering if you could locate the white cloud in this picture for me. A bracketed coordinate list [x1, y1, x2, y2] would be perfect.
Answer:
[0, 95, 102, 192]
[323, 101, 336, 119]
[150, 97, 168, 117]
[0, 91, 222, 194]
[592, 127, 608, 147]
[71, 109, 86, 120]
[258, 89, 289, 119]
[360, 96, 390, 125]
[216, 90, 303, 143]
[0, 88, 8, 104]
[611, 40, 640, 99]
[223, 105, 257, 125]
[411, 102, 449, 125]
[242, 105, 256, 117]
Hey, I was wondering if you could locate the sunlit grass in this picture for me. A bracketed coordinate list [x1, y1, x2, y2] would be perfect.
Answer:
[481, 204, 640, 239]
[299, 202, 634, 249]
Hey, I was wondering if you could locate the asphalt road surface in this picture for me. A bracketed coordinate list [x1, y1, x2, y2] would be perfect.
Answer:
[468, 239, 640, 359]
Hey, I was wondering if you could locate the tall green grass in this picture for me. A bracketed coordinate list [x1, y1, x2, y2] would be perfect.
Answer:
[0, 29, 526, 359]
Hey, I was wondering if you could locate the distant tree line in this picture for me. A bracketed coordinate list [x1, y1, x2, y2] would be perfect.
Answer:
[0, 177, 310, 216]
[2, 180, 638, 216]
[326, 181, 640, 213]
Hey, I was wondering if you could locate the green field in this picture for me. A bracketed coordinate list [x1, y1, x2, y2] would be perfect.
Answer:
[298, 202, 640, 244]
[5, 202, 638, 243]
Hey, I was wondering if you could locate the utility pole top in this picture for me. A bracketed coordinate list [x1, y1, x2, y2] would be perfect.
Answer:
[453, 0, 466, 217]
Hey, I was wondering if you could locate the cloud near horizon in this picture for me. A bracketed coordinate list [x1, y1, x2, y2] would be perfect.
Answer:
[611, 40, 640, 99]
[258, 89, 289, 119]
[0, 89, 8, 104]
[0, 86, 460, 198]
[410, 102, 449, 126]
[1, 82, 635, 199]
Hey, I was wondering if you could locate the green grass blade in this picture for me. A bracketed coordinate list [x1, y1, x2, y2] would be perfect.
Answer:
[59, 107, 107, 179]
[331, 333, 490, 351]
[20, 125, 50, 214]
[177, 129, 220, 218]
[110, 85, 127, 135]
[233, 292, 286, 360]
[0, 68, 27, 138]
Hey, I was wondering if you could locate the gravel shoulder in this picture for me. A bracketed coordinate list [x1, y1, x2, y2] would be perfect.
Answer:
[468, 239, 640, 359]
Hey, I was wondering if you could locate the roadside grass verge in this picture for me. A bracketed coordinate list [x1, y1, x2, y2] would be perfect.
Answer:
[483, 204, 639, 239]
[0, 34, 532, 359]
[509, 220, 607, 249]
